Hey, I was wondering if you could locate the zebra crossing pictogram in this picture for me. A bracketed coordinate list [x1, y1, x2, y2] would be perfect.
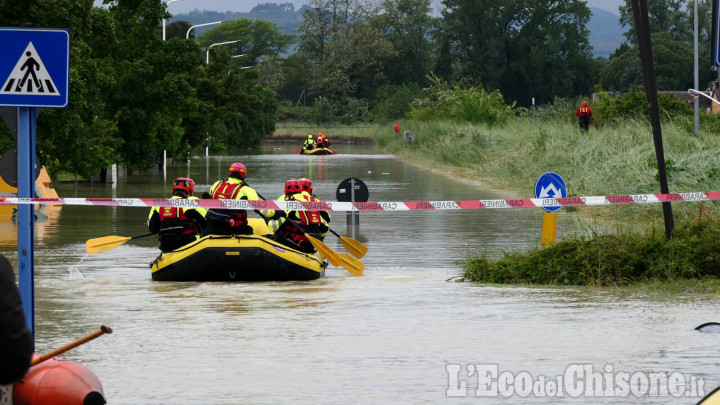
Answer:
[0, 42, 58, 96]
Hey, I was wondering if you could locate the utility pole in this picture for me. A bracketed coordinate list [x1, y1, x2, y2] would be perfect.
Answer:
[631, 0, 675, 239]
[695, 0, 700, 135]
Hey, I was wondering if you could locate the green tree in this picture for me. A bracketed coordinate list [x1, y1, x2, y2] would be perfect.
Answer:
[197, 18, 294, 67]
[161, 20, 192, 40]
[375, 0, 439, 86]
[374, 83, 423, 119]
[0, 0, 121, 181]
[439, 0, 598, 105]
[273, 55, 310, 105]
[618, 0, 684, 44]
[192, 51, 277, 151]
[297, 0, 352, 64]
[105, 0, 204, 167]
[616, 0, 714, 88]
[297, 0, 395, 104]
[600, 32, 693, 91]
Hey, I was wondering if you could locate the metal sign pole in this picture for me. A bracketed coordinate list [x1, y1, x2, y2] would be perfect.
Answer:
[350, 178, 356, 239]
[0, 28, 69, 341]
[17, 106, 36, 336]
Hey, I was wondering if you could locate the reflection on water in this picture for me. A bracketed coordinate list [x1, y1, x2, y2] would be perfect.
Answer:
[6, 144, 718, 404]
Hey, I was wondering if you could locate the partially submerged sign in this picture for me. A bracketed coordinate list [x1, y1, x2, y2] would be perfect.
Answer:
[336, 178, 369, 202]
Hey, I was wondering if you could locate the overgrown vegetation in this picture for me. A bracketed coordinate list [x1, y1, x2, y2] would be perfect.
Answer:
[371, 112, 720, 236]
[458, 211, 720, 289]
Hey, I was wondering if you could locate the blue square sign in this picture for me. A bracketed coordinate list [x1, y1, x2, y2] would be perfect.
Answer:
[0, 28, 69, 108]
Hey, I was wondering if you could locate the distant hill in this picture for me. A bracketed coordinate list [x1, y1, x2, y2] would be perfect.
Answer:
[588, 7, 624, 58]
[173, 4, 625, 59]
[171, 3, 304, 36]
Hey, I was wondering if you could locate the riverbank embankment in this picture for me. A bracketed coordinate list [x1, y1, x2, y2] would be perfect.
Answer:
[364, 118, 720, 292]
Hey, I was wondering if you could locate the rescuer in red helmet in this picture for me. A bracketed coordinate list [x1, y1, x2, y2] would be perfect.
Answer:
[205, 163, 276, 235]
[265, 179, 329, 253]
[576, 100, 592, 131]
[147, 177, 207, 252]
[316, 132, 331, 148]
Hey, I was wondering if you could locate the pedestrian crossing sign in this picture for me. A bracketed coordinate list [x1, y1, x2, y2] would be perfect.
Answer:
[0, 28, 69, 108]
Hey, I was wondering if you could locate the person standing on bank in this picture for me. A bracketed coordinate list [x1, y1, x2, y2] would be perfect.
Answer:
[205, 163, 276, 235]
[148, 177, 207, 252]
[576, 101, 592, 131]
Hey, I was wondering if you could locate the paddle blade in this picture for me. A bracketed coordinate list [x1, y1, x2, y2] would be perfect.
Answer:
[338, 253, 364, 275]
[305, 234, 342, 267]
[294, 148, 301, 152]
[85, 236, 132, 254]
[340, 236, 367, 259]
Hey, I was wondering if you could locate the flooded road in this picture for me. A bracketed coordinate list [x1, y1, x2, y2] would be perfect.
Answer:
[2, 143, 718, 404]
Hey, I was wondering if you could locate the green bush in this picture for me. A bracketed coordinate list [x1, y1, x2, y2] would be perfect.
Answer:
[408, 74, 515, 127]
[312, 97, 336, 124]
[592, 87, 691, 127]
[460, 214, 720, 287]
[338, 98, 370, 124]
[374, 83, 423, 120]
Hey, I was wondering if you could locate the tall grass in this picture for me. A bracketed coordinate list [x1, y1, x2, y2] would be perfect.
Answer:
[374, 118, 720, 225]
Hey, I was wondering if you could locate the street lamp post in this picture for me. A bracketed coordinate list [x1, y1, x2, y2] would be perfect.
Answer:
[162, 0, 183, 41]
[186, 21, 225, 39]
[230, 55, 253, 69]
[207, 40, 240, 64]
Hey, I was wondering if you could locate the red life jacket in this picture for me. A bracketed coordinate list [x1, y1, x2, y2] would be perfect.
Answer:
[297, 197, 322, 226]
[159, 206, 199, 236]
[210, 181, 248, 226]
[280, 194, 322, 244]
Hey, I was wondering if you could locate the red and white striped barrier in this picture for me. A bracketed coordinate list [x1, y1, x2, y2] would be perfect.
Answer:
[1, 191, 717, 211]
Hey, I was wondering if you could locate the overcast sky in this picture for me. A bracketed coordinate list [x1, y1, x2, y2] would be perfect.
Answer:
[161, 0, 624, 15]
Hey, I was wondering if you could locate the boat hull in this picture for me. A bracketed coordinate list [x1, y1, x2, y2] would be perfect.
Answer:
[12, 356, 105, 405]
[301, 147, 335, 155]
[150, 234, 327, 282]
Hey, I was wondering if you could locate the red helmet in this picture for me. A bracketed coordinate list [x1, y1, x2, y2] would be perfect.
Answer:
[284, 179, 302, 195]
[228, 163, 247, 179]
[173, 177, 194, 196]
[582, 101, 589, 106]
[298, 178, 313, 193]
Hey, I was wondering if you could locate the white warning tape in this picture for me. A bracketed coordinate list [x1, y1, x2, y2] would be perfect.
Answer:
[2, 191, 717, 211]
[688, 89, 720, 105]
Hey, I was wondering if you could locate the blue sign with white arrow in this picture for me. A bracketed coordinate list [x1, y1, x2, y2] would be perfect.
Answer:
[535, 172, 567, 212]
[0, 28, 69, 108]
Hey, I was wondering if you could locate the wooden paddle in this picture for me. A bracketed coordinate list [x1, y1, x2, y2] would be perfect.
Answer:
[327, 228, 367, 259]
[31, 325, 113, 367]
[85, 232, 155, 254]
